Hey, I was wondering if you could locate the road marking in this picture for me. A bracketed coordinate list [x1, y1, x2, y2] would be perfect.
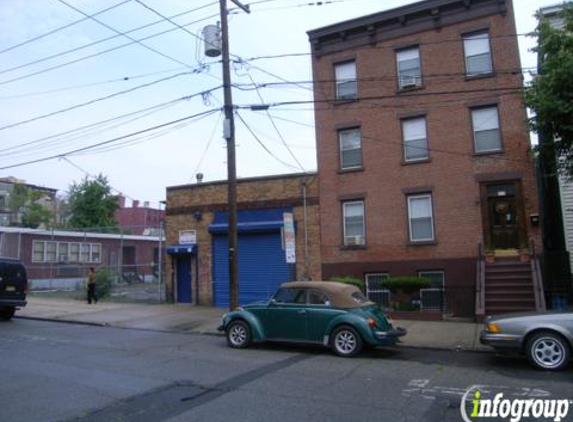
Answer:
[403, 380, 552, 402]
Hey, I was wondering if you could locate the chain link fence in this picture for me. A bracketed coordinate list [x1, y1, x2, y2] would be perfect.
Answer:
[0, 225, 167, 303]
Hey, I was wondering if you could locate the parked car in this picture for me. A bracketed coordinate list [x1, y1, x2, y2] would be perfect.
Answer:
[480, 311, 573, 371]
[218, 281, 406, 357]
[0, 258, 28, 321]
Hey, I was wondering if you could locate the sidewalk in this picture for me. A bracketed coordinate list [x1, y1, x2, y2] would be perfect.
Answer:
[16, 297, 489, 351]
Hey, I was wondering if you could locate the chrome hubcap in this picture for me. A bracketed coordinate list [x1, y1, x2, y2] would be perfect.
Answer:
[335, 331, 356, 354]
[532, 338, 565, 368]
[229, 325, 247, 346]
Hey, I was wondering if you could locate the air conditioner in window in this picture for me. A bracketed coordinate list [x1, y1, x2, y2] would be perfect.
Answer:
[345, 235, 365, 246]
[400, 76, 420, 88]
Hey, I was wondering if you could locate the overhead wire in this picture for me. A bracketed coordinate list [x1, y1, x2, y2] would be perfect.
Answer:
[0, 11, 222, 87]
[55, 0, 195, 68]
[0, 86, 223, 157]
[0, 68, 208, 132]
[0, 108, 221, 170]
[0, 0, 132, 55]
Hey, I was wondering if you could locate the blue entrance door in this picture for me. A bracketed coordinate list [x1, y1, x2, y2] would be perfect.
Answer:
[176, 257, 192, 303]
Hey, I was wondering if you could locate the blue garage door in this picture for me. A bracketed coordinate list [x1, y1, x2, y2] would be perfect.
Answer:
[213, 232, 289, 307]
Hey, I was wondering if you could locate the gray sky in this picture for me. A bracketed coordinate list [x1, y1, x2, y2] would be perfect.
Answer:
[0, 0, 559, 207]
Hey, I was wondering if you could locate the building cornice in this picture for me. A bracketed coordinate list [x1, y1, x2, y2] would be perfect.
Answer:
[307, 0, 508, 57]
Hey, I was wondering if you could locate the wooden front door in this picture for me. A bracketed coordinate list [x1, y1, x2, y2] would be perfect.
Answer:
[485, 183, 520, 249]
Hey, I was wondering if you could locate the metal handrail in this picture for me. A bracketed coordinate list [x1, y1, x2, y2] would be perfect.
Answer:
[529, 240, 547, 311]
[476, 242, 486, 317]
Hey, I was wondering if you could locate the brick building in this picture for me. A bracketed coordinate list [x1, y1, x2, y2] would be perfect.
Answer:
[164, 173, 321, 307]
[0, 226, 161, 290]
[308, 0, 543, 317]
[115, 195, 165, 236]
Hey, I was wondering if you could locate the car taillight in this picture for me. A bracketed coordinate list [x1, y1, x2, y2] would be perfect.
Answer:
[367, 318, 377, 328]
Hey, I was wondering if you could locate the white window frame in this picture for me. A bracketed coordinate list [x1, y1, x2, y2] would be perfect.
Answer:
[472, 106, 502, 153]
[339, 128, 363, 170]
[343, 200, 365, 246]
[463, 32, 493, 76]
[32, 240, 45, 263]
[334, 61, 357, 100]
[57, 242, 69, 262]
[402, 116, 428, 162]
[407, 194, 435, 242]
[396, 47, 422, 89]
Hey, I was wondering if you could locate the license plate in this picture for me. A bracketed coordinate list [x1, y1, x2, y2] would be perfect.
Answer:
[5, 286, 15, 292]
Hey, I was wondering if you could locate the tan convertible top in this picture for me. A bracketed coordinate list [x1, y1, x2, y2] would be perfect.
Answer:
[279, 281, 375, 308]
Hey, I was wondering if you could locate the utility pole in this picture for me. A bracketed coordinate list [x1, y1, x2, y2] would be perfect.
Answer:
[219, 0, 250, 311]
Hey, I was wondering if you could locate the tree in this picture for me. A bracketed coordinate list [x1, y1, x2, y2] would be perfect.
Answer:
[67, 175, 118, 230]
[526, 4, 573, 177]
[8, 183, 54, 229]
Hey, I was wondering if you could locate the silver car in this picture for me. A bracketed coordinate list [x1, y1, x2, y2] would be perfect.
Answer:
[480, 311, 573, 371]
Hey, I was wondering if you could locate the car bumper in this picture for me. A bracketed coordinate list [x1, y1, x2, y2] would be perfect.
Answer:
[479, 330, 522, 349]
[0, 298, 27, 308]
[372, 327, 407, 345]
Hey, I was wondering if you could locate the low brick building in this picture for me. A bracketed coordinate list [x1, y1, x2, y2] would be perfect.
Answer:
[308, 0, 542, 317]
[165, 173, 321, 307]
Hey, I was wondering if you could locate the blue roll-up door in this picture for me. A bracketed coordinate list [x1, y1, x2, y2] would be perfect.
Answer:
[213, 232, 289, 307]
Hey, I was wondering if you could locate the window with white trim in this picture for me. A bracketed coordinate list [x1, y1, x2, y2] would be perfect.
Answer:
[402, 117, 428, 161]
[407, 194, 435, 242]
[396, 47, 421, 89]
[463, 32, 493, 76]
[365, 273, 391, 307]
[472, 106, 501, 152]
[339, 128, 362, 169]
[31, 240, 102, 263]
[343, 200, 365, 246]
[334, 61, 357, 100]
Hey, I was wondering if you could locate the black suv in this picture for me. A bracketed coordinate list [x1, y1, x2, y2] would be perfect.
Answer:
[0, 258, 28, 320]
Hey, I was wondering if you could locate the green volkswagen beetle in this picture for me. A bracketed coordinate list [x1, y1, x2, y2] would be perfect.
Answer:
[217, 281, 406, 357]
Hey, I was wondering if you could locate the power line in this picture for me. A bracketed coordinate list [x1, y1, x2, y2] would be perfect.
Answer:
[0, 66, 188, 100]
[0, 109, 221, 170]
[236, 111, 302, 170]
[0, 0, 132, 55]
[0, 11, 221, 87]
[242, 70, 306, 171]
[55, 0, 194, 69]
[0, 87, 223, 157]
[235, 85, 525, 109]
[0, 69, 207, 132]
[192, 111, 224, 180]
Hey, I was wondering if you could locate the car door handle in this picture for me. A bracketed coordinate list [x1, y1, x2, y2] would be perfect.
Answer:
[297, 310, 307, 315]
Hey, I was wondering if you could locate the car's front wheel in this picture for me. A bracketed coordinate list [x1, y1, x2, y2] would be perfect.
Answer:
[526, 331, 571, 371]
[330, 326, 363, 357]
[0, 307, 15, 321]
[226, 320, 252, 348]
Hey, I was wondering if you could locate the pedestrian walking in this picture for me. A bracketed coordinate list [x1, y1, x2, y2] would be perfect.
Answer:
[87, 267, 97, 304]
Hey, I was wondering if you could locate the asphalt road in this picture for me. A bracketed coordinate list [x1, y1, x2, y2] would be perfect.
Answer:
[1, 319, 572, 422]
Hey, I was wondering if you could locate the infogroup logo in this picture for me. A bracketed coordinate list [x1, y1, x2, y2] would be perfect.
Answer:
[460, 386, 571, 422]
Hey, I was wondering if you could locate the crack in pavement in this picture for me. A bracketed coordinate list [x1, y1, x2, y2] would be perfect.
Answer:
[60, 353, 312, 422]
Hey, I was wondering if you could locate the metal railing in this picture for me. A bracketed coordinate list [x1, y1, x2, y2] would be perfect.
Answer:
[475, 242, 486, 317]
[530, 240, 547, 311]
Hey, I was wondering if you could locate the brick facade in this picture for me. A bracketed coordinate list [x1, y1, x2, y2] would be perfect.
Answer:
[165, 173, 321, 305]
[308, 0, 541, 292]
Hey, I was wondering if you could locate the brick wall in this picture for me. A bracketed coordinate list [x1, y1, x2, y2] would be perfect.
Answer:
[309, 0, 541, 282]
[165, 173, 321, 305]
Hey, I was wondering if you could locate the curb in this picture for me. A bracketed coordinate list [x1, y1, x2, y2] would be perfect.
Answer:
[14, 315, 493, 354]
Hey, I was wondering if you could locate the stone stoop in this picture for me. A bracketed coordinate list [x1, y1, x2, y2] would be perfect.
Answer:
[484, 257, 537, 314]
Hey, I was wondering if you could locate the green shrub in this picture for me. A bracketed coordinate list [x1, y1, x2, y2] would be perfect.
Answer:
[382, 277, 431, 293]
[95, 268, 114, 299]
[329, 276, 364, 290]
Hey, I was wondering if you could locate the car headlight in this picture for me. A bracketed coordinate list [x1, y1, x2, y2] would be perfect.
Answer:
[487, 323, 501, 333]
